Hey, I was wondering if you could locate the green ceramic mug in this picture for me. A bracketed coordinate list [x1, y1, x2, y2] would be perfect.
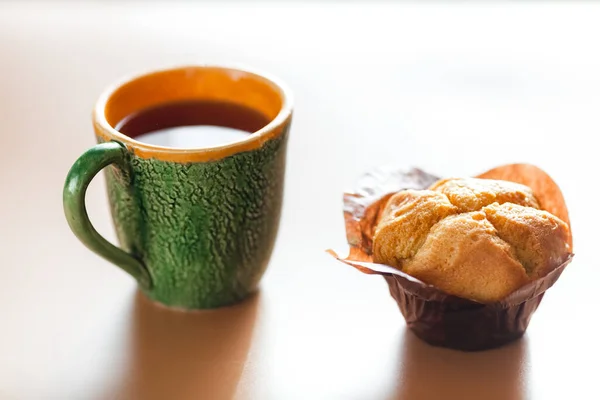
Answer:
[63, 66, 292, 309]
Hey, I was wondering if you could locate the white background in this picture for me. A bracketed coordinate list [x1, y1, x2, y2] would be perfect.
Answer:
[0, 2, 598, 399]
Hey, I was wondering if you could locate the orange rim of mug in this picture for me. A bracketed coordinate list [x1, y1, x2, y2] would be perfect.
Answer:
[93, 64, 293, 163]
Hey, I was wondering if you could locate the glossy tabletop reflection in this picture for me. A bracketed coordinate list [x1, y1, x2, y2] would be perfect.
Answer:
[0, 2, 598, 399]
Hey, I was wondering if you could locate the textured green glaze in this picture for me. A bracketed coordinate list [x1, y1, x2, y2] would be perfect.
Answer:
[102, 128, 288, 308]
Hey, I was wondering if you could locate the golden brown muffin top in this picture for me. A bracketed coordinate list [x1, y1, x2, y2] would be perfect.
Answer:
[372, 178, 571, 303]
[430, 177, 540, 212]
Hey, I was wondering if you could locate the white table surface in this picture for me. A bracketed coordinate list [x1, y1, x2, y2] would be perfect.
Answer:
[0, 2, 598, 399]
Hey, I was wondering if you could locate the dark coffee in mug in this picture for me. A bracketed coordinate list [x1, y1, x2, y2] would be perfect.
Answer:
[115, 100, 271, 147]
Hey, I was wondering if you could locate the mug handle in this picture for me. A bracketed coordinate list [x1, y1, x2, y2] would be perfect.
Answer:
[63, 141, 152, 290]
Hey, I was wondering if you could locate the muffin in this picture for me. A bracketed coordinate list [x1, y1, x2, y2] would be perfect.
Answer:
[331, 164, 574, 351]
[372, 178, 571, 302]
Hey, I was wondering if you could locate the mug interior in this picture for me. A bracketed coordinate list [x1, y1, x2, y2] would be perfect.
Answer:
[93, 65, 292, 161]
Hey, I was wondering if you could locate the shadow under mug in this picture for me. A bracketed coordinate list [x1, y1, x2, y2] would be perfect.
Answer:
[63, 65, 293, 309]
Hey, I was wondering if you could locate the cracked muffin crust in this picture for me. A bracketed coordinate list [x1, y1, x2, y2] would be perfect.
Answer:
[372, 178, 571, 302]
